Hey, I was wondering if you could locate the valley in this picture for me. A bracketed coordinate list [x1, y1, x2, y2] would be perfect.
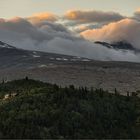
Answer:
[1, 41, 140, 94]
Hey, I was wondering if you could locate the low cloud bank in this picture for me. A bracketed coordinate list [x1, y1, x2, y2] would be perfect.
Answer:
[0, 11, 140, 62]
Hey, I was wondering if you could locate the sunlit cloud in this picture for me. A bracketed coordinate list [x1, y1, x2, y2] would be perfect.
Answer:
[27, 12, 58, 24]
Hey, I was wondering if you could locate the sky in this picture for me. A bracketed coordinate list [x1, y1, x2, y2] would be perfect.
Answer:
[0, 0, 140, 18]
[0, 0, 140, 62]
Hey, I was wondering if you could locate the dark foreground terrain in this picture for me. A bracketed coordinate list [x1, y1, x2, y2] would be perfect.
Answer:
[0, 78, 140, 139]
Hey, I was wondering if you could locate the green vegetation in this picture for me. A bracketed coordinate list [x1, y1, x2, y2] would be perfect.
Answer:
[0, 78, 140, 139]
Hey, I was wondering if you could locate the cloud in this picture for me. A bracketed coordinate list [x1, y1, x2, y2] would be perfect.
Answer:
[0, 16, 80, 51]
[27, 12, 58, 24]
[0, 17, 49, 43]
[133, 8, 140, 21]
[0, 12, 140, 63]
[74, 25, 89, 33]
[64, 10, 125, 24]
[41, 37, 140, 63]
[81, 18, 140, 50]
[73, 24, 104, 33]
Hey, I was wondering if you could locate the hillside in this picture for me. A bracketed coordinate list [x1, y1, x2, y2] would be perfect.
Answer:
[1, 40, 140, 93]
[0, 78, 140, 139]
[0, 40, 91, 69]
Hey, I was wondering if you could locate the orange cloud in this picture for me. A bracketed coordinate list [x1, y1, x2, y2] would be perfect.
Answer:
[27, 12, 58, 24]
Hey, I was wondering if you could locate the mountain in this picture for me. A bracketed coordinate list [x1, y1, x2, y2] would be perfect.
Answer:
[0, 41, 91, 69]
[1, 40, 140, 94]
[94, 41, 137, 51]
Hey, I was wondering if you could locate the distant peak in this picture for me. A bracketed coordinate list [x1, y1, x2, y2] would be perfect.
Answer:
[95, 41, 135, 51]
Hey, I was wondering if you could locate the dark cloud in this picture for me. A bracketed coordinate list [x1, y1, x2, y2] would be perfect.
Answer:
[0, 17, 47, 41]
[64, 10, 126, 24]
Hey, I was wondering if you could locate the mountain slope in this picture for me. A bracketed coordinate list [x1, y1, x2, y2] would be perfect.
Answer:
[0, 41, 91, 69]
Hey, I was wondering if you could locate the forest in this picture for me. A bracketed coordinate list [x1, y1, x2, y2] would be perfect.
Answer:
[0, 78, 139, 139]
